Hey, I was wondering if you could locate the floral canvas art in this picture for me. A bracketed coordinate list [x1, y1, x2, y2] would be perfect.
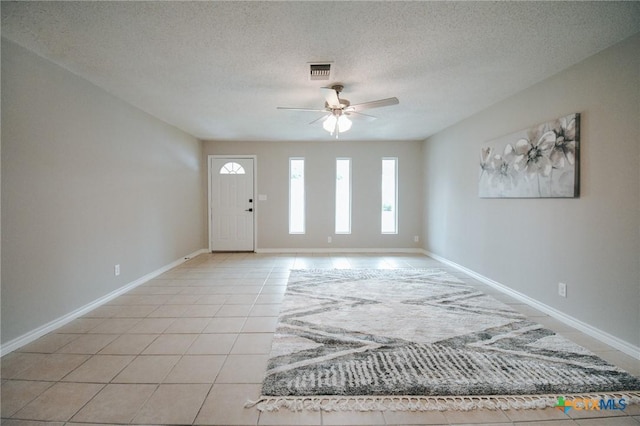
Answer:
[479, 113, 580, 198]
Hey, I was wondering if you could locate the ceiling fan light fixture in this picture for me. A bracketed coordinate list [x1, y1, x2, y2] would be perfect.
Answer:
[323, 114, 337, 133]
[337, 114, 352, 132]
[322, 113, 352, 136]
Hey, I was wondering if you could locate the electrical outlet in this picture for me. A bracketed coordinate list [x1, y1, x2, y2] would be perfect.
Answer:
[327, 236, 332, 243]
[414, 235, 419, 242]
[114, 264, 120, 276]
[558, 282, 567, 298]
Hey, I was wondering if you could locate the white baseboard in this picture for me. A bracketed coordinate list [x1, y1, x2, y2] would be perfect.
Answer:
[0, 248, 208, 357]
[423, 250, 640, 360]
[255, 248, 424, 254]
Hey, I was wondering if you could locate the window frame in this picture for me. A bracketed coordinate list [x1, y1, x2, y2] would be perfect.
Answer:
[381, 157, 398, 234]
[289, 157, 306, 234]
[335, 157, 352, 235]
[219, 161, 246, 175]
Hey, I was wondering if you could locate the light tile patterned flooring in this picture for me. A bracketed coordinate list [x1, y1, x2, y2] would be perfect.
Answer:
[1, 252, 639, 425]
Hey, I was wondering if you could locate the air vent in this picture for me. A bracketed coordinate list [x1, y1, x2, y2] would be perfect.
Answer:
[309, 63, 331, 81]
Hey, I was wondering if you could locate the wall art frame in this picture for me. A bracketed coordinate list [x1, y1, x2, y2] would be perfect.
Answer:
[479, 113, 580, 198]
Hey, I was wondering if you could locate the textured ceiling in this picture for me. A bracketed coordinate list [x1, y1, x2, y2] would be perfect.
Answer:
[2, 1, 640, 142]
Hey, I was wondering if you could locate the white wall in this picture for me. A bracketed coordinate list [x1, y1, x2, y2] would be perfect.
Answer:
[203, 140, 423, 251]
[422, 33, 640, 348]
[1, 39, 206, 345]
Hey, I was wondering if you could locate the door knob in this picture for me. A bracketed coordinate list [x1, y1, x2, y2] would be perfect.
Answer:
[245, 208, 253, 212]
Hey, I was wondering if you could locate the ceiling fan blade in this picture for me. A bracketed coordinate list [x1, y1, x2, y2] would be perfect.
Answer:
[309, 114, 330, 125]
[349, 97, 399, 112]
[277, 106, 327, 112]
[345, 111, 378, 122]
[320, 87, 340, 108]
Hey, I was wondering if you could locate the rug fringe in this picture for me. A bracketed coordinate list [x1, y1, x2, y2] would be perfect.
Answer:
[245, 392, 640, 412]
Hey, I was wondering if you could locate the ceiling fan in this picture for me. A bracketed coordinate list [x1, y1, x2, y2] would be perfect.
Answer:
[277, 84, 399, 138]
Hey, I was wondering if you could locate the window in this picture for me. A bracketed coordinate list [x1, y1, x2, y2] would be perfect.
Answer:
[335, 158, 351, 234]
[289, 158, 305, 234]
[219, 162, 245, 174]
[381, 157, 398, 234]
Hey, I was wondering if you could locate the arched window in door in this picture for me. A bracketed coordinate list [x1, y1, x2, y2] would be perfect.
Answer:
[219, 162, 246, 175]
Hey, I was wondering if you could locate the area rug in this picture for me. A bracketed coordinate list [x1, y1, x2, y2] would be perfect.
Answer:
[248, 269, 640, 412]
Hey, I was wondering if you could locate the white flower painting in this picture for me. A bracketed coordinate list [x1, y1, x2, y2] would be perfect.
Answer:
[479, 113, 580, 198]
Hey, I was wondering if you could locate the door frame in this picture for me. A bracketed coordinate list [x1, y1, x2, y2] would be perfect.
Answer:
[208, 155, 258, 252]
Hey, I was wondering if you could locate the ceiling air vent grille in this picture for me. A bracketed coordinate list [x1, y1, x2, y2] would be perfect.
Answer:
[309, 63, 331, 81]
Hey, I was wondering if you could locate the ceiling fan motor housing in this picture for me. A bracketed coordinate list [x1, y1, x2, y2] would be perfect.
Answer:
[326, 99, 350, 110]
[326, 85, 350, 109]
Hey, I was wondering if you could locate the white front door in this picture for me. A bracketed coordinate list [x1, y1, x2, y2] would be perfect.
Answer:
[209, 157, 255, 251]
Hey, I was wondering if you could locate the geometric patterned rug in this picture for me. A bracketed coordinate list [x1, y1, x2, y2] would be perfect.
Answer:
[250, 269, 640, 411]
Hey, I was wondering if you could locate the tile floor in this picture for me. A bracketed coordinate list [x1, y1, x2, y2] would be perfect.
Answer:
[1, 252, 639, 425]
